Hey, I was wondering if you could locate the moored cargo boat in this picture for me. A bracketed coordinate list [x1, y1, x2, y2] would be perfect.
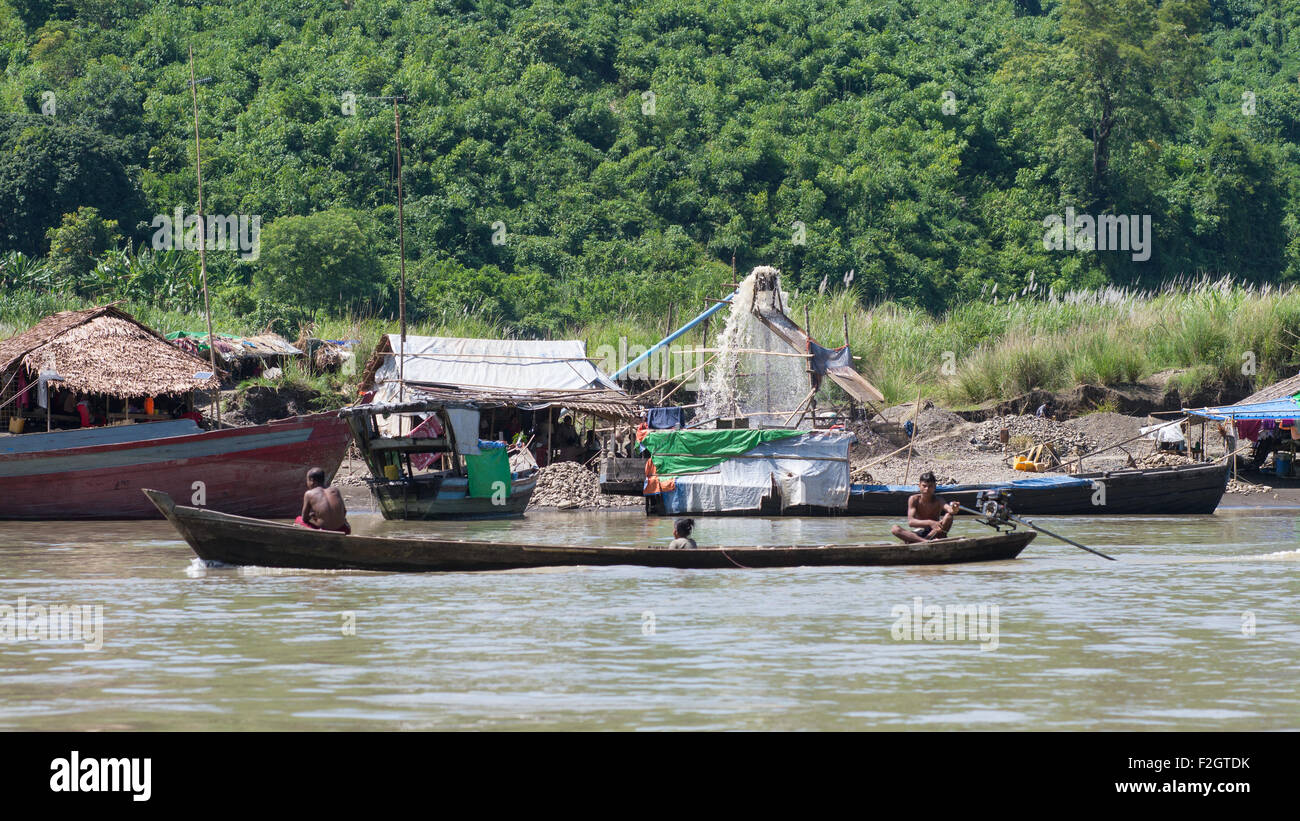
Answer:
[639, 427, 1229, 517]
[0, 413, 351, 520]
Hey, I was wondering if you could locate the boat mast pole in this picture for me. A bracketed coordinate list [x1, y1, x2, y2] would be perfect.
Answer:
[189, 45, 221, 429]
[394, 96, 406, 405]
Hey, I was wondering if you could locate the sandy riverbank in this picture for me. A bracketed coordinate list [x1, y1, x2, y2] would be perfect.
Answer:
[332, 405, 1271, 512]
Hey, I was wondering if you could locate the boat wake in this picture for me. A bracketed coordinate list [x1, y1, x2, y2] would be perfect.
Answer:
[1184, 548, 1300, 564]
[184, 558, 235, 576]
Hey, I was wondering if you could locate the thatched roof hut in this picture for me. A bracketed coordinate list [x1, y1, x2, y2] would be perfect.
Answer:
[0, 306, 222, 400]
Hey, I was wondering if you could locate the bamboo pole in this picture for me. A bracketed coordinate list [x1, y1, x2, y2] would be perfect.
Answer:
[632, 355, 716, 400]
[672, 348, 812, 358]
[1075, 416, 1188, 464]
[189, 45, 221, 429]
[902, 389, 922, 485]
[375, 351, 606, 362]
[1231, 415, 1237, 483]
[395, 97, 407, 404]
[783, 389, 816, 427]
[660, 357, 715, 406]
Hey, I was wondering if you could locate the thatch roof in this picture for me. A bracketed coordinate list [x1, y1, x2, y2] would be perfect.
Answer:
[1238, 372, 1300, 405]
[0, 306, 222, 398]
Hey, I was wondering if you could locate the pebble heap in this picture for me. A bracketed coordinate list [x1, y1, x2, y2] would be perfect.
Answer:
[1225, 478, 1271, 494]
[1134, 452, 1193, 469]
[528, 462, 643, 509]
[975, 415, 1094, 455]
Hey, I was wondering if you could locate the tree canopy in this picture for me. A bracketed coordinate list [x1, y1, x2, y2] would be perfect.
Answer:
[0, 0, 1297, 329]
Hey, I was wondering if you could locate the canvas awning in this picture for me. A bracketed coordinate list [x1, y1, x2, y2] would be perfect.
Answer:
[360, 334, 639, 420]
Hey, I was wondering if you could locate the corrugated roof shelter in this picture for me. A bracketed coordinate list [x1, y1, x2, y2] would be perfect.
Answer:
[1237, 372, 1300, 405]
[0, 306, 222, 427]
[360, 334, 640, 420]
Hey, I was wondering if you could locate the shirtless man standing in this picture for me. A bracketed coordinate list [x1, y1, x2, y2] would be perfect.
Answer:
[890, 471, 959, 543]
[296, 467, 351, 535]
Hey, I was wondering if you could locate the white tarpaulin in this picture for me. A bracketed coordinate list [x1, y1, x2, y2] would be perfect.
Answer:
[445, 407, 481, 455]
[370, 335, 622, 435]
[371, 335, 618, 403]
[1141, 422, 1185, 444]
[658, 431, 852, 513]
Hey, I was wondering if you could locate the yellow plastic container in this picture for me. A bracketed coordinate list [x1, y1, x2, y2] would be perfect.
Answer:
[1014, 457, 1039, 472]
[8, 417, 24, 434]
[383, 463, 400, 480]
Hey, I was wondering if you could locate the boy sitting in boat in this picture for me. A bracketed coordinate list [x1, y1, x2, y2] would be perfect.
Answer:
[890, 472, 959, 543]
[296, 467, 351, 535]
[668, 518, 697, 549]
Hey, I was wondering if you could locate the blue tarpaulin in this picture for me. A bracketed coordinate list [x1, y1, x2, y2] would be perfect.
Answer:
[852, 475, 1093, 494]
[1184, 399, 1300, 421]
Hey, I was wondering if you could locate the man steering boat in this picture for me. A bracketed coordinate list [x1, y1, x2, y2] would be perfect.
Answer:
[890, 471, 960, 543]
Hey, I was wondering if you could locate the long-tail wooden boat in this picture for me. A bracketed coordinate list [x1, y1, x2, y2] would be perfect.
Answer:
[843, 462, 1230, 517]
[340, 402, 537, 520]
[144, 489, 1036, 571]
[0, 414, 351, 520]
[645, 461, 1230, 517]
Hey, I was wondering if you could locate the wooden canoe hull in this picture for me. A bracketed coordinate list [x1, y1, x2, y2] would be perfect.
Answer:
[144, 489, 1037, 571]
[0, 414, 352, 520]
[844, 462, 1230, 517]
[645, 462, 1230, 517]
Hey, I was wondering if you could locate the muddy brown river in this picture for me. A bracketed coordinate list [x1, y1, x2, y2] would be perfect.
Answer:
[0, 501, 1296, 730]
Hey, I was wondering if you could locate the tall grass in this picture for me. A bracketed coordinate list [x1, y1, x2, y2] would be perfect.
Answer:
[795, 278, 1300, 406]
[4, 277, 1298, 407]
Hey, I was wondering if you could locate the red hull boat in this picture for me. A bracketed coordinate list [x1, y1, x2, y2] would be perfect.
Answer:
[0, 413, 352, 520]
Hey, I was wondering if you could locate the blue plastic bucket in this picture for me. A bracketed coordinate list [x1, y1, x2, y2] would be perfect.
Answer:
[1276, 451, 1293, 477]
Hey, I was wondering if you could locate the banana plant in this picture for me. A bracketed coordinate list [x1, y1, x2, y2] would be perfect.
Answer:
[0, 252, 53, 292]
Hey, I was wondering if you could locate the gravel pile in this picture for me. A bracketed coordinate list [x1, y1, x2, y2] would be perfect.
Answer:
[909, 406, 967, 435]
[528, 462, 642, 509]
[880, 403, 967, 436]
[1133, 451, 1194, 469]
[976, 415, 1094, 455]
[846, 422, 896, 460]
[1064, 412, 1146, 449]
[1225, 478, 1271, 494]
[332, 442, 369, 487]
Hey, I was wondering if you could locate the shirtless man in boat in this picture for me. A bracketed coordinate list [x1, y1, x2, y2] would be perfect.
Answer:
[890, 471, 959, 543]
[297, 467, 351, 535]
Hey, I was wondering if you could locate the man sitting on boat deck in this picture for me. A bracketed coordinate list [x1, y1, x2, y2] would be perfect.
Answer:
[296, 467, 351, 535]
[890, 471, 959, 543]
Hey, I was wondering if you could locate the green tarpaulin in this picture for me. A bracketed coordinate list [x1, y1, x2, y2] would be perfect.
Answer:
[465, 442, 511, 498]
[640, 429, 803, 475]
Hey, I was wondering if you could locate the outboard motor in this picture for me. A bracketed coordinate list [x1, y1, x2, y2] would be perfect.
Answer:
[974, 489, 1015, 531]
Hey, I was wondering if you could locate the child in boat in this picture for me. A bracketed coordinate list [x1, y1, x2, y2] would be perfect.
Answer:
[668, 518, 697, 549]
[890, 471, 959, 543]
[296, 467, 351, 535]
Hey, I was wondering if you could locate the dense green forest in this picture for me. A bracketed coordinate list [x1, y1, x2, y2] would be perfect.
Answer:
[1, 0, 1298, 339]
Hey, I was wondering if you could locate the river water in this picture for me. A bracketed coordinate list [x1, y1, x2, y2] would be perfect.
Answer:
[0, 503, 1296, 731]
